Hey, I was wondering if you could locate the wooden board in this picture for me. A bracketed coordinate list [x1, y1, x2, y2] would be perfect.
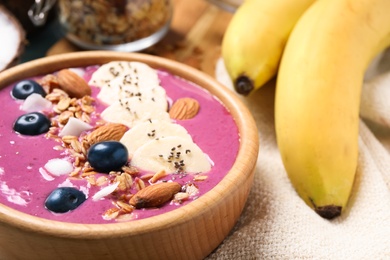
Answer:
[47, 0, 233, 77]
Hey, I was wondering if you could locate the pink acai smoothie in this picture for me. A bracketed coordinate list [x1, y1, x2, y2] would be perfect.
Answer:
[0, 64, 239, 224]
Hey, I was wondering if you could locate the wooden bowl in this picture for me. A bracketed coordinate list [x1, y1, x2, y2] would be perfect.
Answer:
[0, 51, 259, 260]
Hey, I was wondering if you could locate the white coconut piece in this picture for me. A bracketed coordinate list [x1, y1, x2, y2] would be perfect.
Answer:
[92, 182, 119, 201]
[21, 93, 52, 112]
[59, 117, 92, 137]
[0, 5, 25, 72]
[44, 158, 73, 176]
[68, 67, 85, 78]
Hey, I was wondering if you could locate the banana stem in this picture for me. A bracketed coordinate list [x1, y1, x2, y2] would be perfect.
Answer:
[234, 76, 254, 95]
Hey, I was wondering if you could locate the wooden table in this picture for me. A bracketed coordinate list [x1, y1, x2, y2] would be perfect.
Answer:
[47, 0, 234, 77]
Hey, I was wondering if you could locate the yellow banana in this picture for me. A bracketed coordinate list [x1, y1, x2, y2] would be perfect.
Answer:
[275, 0, 390, 219]
[221, 0, 315, 95]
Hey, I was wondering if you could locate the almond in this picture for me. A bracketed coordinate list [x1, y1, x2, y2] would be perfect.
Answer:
[84, 123, 127, 146]
[169, 97, 200, 120]
[57, 69, 91, 98]
[130, 182, 181, 209]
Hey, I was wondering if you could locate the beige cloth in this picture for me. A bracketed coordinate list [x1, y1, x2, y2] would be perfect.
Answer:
[206, 54, 390, 259]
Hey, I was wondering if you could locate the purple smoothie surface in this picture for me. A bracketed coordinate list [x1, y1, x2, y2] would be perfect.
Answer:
[0, 65, 239, 224]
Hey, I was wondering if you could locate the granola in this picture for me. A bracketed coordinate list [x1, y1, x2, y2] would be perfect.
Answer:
[58, 0, 172, 46]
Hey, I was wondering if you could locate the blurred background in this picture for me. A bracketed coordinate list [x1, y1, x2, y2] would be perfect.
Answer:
[0, 0, 241, 75]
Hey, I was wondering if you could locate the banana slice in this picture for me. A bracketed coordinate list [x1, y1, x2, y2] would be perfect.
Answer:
[97, 75, 166, 105]
[120, 120, 193, 157]
[89, 61, 159, 88]
[117, 63, 160, 89]
[101, 98, 170, 128]
[130, 136, 212, 174]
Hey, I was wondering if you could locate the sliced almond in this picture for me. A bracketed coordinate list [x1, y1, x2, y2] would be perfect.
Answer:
[173, 192, 190, 203]
[115, 200, 134, 213]
[193, 175, 208, 181]
[103, 208, 120, 220]
[57, 69, 92, 98]
[56, 97, 71, 111]
[130, 182, 181, 209]
[37, 74, 60, 94]
[169, 97, 200, 120]
[84, 123, 127, 147]
[122, 165, 139, 175]
[45, 88, 68, 102]
[134, 177, 146, 191]
[149, 169, 167, 184]
[58, 110, 74, 125]
[62, 135, 78, 144]
[115, 172, 133, 191]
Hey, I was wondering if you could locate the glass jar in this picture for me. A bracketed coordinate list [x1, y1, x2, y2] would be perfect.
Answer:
[58, 0, 172, 52]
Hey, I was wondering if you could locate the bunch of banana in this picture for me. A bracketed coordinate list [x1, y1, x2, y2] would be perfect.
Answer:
[275, 0, 390, 219]
[221, 0, 315, 95]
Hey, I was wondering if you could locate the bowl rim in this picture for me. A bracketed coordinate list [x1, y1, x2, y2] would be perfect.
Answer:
[0, 51, 259, 238]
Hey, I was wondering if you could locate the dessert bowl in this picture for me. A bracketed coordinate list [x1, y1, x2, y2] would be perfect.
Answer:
[0, 51, 259, 260]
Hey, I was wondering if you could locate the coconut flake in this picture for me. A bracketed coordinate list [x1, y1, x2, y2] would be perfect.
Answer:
[0, 180, 29, 206]
[59, 117, 92, 137]
[92, 182, 119, 201]
[39, 167, 55, 181]
[0, 5, 25, 72]
[44, 158, 73, 176]
[58, 179, 75, 188]
[68, 67, 85, 77]
[79, 185, 90, 199]
[21, 93, 52, 112]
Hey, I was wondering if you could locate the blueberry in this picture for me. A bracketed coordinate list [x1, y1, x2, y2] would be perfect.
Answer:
[11, 79, 46, 100]
[87, 141, 128, 173]
[45, 187, 86, 213]
[13, 112, 51, 136]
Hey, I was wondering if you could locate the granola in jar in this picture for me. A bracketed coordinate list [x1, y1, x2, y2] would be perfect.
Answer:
[58, 0, 172, 51]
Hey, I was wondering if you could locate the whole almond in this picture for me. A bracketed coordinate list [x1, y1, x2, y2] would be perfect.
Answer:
[130, 182, 181, 209]
[84, 123, 127, 146]
[169, 97, 200, 120]
[57, 69, 91, 98]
